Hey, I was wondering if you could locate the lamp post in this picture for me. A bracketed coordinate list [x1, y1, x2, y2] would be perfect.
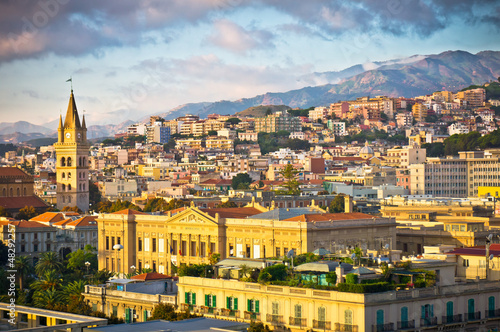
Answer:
[85, 261, 91, 275]
[130, 265, 136, 276]
[113, 244, 124, 278]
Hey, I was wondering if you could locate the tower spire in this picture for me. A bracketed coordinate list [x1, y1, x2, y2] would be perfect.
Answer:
[63, 90, 81, 129]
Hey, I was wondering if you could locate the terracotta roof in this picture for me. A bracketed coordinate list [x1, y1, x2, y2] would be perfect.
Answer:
[200, 207, 263, 219]
[0, 196, 49, 210]
[448, 244, 500, 257]
[131, 272, 172, 281]
[200, 179, 232, 185]
[52, 218, 74, 226]
[0, 167, 30, 178]
[162, 207, 187, 216]
[9, 220, 50, 228]
[31, 212, 65, 223]
[111, 209, 147, 215]
[283, 212, 377, 222]
[66, 216, 98, 227]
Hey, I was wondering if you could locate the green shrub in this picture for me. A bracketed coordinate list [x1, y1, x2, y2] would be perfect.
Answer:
[337, 282, 391, 293]
[345, 273, 358, 284]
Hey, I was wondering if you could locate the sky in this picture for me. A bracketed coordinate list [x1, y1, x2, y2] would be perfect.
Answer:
[0, 0, 499, 127]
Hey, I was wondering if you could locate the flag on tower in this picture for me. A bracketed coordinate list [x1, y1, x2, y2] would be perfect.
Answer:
[66, 78, 72, 82]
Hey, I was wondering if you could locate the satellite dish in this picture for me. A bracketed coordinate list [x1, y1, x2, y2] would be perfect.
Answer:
[487, 234, 493, 242]
[490, 254, 494, 260]
[384, 244, 390, 249]
[287, 249, 295, 259]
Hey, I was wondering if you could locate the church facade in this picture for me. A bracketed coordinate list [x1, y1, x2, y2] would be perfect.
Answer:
[54, 90, 90, 212]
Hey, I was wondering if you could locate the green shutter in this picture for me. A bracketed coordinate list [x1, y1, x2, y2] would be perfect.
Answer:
[185, 292, 189, 304]
[248, 299, 251, 312]
[430, 304, 434, 317]
[234, 298, 238, 310]
[227, 297, 230, 309]
[421, 306, 425, 319]
[192, 293, 196, 305]
[144, 310, 148, 322]
[213, 295, 216, 308]
[255, 300, 259, 313]
[205, 294, 209, 306]
[489, 296, 495, 311]
[125, 308, 130, 323]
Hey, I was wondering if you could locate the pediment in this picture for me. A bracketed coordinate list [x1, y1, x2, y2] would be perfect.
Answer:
[167, 208, 218, 226]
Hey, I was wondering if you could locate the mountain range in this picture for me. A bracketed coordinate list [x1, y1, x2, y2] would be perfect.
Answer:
[1, 50, 499, 143]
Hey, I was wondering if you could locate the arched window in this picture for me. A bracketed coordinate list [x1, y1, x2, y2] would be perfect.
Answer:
[61, 157, 66, 167]
[62, 172, 65, 179]
[2, 188, 5, 196]
[83, 157, 86, 166]
[68, 172, 71, 179]
[68, 184, 72, 191]
[67, 157, 72, 166]
[79, 157, 82, 167]
[62, 184, 66, 191]
[79, 184, 82, 191]
[68, 196, 71, 203]
[10, 188, 13, 197]
[23, 188, 26, 196]
[16, 188, 20, 196]
[83, 183, 85, 191]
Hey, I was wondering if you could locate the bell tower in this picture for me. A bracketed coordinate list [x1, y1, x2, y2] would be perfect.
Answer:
[54, 89, 90, 212]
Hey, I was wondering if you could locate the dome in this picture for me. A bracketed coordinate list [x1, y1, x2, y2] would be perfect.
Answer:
[359, 145, 374, 154]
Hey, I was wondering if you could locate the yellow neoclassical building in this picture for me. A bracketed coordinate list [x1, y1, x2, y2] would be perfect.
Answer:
[97, 201, 397, 276]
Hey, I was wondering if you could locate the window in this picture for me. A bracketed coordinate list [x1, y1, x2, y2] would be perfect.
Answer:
[112, 306, 118, 317]
[117, 237, 121, 245]
[226, 296, 238, 310]
[421, 304, 434, 325]
[276, 247, 281, 257]
[34, 233, 38, 240]
[401, 307, 408, 326]
[111, 237, 115, 248]
[67, 157, 72, 166]
[185, 292, 196, 305]
[272, 301, 279, 316]
[46, 244, 50, 251]
[34, 244, 38, 252]
[294, 304, 302, 318]
[467, 299, 475, 320]
[376, 309, 384, 326]
[446, 301, 453, 323]
[318, 306, 326, 322]
[463, 259, 469, 267]
[489, 296, 495, 317]
[138, 238, 142, 251]
[205, 294, 216, 308]
[106, 236, 109, 250]
[152, 238, 157, 252]
[344, 309, 353, 325]
[247, 299, 259, 313]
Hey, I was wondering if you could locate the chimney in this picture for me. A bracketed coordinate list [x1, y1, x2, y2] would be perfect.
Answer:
[344, 195, 353, 213]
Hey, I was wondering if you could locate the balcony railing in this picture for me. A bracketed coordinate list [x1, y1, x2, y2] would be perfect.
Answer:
[442, 314, 462, 324]
[220, 308, 239, 318]
[313, 320, 331, 330]
[465, 311, 481, 321]
[266, 314, 284, 325]
[420, 317, 437, 327]
[244, 311, 261, 321]
[397, 320, 415, 330]
[486, 309, 500, 318]
[289, 317, 307, 327]
[200, 306, 215, 315]
[372, 323, 394, 331]
[334, 323, 358, 332]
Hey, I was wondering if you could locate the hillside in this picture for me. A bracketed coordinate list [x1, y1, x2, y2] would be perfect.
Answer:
[152, 50, 500, 120]
[235, 105, 291, 117]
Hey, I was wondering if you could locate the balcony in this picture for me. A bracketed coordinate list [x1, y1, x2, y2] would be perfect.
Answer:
[200, 306, 215, 315]
[266, 314, 284, 325]
[313, 320, 331, 330]
[486, 309, 500, 319]
[465, 311, 481, 322]
[442, 314, 462, 324]
[372, 323, 394, 331]
[220, 308, 239, 318]
[289, 317, 307, 327]
[334, 323, 358, 332]
[244, 311, 261, 321]
[397, 320, 415, 330]
[420, 317, 437, 327]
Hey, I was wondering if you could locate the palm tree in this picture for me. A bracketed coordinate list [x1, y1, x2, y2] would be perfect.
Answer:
[63, 280, 87, 301]
[14, 255, 33, 291]
[33, 288, 62, 309]
[35, 252, 63, 276]
[64, 280, 91, 315]
[33, 270, 62, 291]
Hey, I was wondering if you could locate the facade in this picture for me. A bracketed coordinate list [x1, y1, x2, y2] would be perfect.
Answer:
[412, 103, 428, 122]
[327, 121, 347, 136]
[455, 88, 486, 108]
[385, 145, 426, 167]
[151, 126, 171, 144]
[448, 122, 470, 136]
[254, 111, 302, 133]
[178, 276, 500, 332]
[97, 204, 396, 276]
[54, 90, 90, 212]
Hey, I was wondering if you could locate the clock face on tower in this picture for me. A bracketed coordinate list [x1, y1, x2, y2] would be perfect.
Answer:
[66, 132, 71, 139]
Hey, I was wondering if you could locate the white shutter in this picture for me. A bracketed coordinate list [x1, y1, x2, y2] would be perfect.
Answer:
[145, 238, 150, 252]
[159, 239, 165, 253]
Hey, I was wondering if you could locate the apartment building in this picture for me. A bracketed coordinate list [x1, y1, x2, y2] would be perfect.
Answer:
[396, 112, 413, 127]
[455, 88, 486, 108]
[460, 150, 500, 196]
[384, 145, 426, 167]
[308, 107, 328, 121]
[327, 120, 347, 136]
[205, 137, 234, 151]
[254, 111, 302, 133]
[412, 103, 428, 122]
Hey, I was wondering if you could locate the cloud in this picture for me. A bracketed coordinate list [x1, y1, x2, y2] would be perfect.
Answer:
[207, 19, 274, 54]
[22, 90, 40, 99]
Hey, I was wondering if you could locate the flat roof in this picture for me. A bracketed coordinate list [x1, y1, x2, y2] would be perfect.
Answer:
[85, 318, 249, 332]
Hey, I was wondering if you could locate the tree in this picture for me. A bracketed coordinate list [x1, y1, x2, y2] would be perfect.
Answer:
[36, 252, 63, 277]
[226, 118, 242, 125]
[248, 322, 271, 332]
[33, 288, 63, 309]
[232, 173, 253, 190]
[209, 253, 220, 265]
[17, 206, 37, 220]
[89, 181, 102, 208]
[89, 270, 115, 285]
[64, 280, 91, 315]
[216, 201, 237, 208]
[279, 164, 300, 195]
[329, 194, 345, 213]
[258, 264, 287, 282]
[258, 180, 264, 188]
[0, 206, 11, 217]
[33, 270, 63, 291]
[14, 256, 33, 291]
[207, 130, 217, 136]
[163, 138, 177, 152]
[61, 206, 82, 213]
[150, 303, 178, 320]
[143, 198, 168, 212]
[326, 271, 337, 285]
[67, 245, 97, 274]
[265, 109, 272, 116]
